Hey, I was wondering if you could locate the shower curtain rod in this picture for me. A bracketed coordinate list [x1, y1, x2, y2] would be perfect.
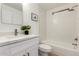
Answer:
[52, 5, 78, 15]
[52, 8, 69, 15]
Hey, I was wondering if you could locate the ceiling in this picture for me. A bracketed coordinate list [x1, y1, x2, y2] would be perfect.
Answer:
[39, 3, 67, 11]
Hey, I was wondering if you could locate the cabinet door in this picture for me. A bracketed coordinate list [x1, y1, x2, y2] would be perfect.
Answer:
[12, 49, 28, 56]
[27, 38, 39, 56]
[25, 44, 39, 56]
[2, 4, 13, 24]
[0, 46, 11, 56]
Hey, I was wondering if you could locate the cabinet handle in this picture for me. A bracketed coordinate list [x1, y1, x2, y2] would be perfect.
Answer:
[27, 52, 30, 56]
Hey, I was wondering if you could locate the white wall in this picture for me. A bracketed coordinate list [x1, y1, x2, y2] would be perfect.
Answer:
[0, 3, 40, 35]
[76, 4, 79, 40]
[39, 7, 47, 41]
[23, 3, 40, 35]
[23, 3, 47, 40]
[0, 4, 21, 33]
[46, 4, 78, 44]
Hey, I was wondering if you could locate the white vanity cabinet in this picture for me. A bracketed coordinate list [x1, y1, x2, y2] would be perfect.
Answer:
[0, 37, 39, 56]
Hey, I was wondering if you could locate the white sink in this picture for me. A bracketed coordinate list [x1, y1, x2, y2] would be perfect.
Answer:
[6, 35, 24, 39]
[0, 35, 26, 42]
[0, 34, 39, 47]
[0, 34, 38, 43]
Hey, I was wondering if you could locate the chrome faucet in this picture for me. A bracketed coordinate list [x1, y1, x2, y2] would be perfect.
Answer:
[14, 29, 18, 36]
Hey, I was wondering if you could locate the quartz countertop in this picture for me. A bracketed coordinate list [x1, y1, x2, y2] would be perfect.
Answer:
[0, 34, 39, 47]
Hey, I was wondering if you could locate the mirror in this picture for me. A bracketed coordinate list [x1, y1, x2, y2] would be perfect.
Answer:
[1, 3, 23, 25]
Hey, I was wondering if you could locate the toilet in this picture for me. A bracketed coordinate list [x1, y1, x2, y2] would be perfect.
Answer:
[39, 44, 52, 56]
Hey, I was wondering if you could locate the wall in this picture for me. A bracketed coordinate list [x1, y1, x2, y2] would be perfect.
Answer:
[0, 3, 40, 35]
[39, 7, 47, 41]
[0, 3, 21, 33]
[76, 4, 79, 40]
[23, 3, 47, 41]
[23, 3, 40, 35]
[46, 4, 78, 44]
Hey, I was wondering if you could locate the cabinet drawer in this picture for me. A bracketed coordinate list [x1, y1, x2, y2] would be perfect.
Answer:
[26, 44, 39, 56]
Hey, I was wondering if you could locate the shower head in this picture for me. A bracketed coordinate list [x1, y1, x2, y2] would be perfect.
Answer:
[68, 5, 78, 11]
[68, 8, 74, 11]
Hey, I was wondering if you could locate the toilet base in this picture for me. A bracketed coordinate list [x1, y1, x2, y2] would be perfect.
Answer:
[39, 44, 52, 56]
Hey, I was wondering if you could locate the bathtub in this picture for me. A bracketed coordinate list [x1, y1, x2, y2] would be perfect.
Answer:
[41, 40, 79, 56]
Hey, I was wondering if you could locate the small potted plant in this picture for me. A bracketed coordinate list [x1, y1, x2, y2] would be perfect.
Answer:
[21, 25, 31, 35]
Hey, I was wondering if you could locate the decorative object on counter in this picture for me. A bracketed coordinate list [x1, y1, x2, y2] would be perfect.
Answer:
[21, 25, 31, 35]
[31, 12, 38, 22]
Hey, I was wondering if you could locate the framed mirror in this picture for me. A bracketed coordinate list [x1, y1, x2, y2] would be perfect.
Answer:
[1, 3, 23, 25]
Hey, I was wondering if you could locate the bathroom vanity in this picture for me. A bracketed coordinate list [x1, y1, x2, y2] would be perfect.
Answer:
[0, 3, 39, 56]
[0, 35, 39, 56]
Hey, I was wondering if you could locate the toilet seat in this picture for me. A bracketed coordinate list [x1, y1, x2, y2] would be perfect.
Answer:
[39, 44, 52, 52]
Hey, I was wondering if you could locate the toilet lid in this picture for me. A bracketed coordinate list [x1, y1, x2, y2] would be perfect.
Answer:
[39, 44, 52, 50]
[39, 44, 52, 52]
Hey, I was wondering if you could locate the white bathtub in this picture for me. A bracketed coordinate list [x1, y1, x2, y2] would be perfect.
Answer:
[41, 40, 79, 56]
